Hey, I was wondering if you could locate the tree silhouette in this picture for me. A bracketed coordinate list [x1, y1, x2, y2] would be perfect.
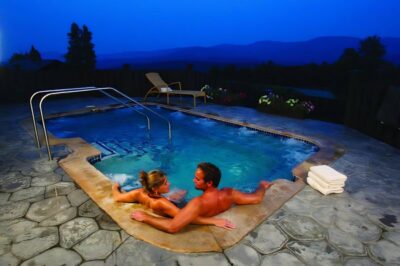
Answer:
[9, 53, 25, 63]
[9, 45, 42, 63]
[336, 48, 359, 71]
[65, 23, 82, 68]
[28, 45, 42, 61]
[358, 36, 386, 70]
[65, 23, 96, 70]
[81, 25, 96, 70]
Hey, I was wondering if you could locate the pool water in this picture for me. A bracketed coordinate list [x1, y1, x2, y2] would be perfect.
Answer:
[46, 106, 317, 199]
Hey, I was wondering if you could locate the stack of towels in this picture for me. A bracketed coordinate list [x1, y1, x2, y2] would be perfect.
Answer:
[307, 165, 347, 195]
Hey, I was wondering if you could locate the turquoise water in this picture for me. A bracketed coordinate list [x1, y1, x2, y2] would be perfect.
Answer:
[46, 106, 317, 199]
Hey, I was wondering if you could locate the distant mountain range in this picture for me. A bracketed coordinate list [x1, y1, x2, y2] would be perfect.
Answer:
[43, 36, 400, 70]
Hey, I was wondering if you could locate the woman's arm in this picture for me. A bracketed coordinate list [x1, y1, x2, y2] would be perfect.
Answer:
[156, 199, 235, 229]
[112, 183, 140, 202]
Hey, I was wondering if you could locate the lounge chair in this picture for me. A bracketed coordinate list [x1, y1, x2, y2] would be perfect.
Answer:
[143, 72, 206, 107]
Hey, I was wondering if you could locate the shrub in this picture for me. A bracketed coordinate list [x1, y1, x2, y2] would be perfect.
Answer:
[201, 84, 248, 106]
[258, 90, 315, 117]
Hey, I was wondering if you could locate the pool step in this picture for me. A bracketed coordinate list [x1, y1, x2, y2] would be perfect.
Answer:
[105, 140, 133, 154]
[91, 140, 142, 159]
[91, 141, 118, 159]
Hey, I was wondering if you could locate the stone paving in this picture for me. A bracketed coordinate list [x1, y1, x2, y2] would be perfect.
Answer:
[0, 99, 400, 265]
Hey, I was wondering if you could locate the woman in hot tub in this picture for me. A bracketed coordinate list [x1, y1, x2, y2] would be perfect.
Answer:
[112, 169, 235, 229]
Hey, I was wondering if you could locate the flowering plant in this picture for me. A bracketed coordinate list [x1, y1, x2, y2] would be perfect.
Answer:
[201, 84, 226, 100]
[258, 93, 280, 106]
[200, 84, 247, 105]
[300, 101, 315, 113]
[258, 89, 315, 117]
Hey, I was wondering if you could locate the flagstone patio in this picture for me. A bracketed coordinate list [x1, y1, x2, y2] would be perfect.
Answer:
[0, 98, 399, 265]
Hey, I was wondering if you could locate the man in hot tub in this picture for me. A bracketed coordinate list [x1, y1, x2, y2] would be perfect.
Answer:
[131, 162, 273, 233]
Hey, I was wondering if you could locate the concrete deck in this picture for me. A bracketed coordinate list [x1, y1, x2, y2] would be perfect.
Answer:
[1, 98, 400, 265]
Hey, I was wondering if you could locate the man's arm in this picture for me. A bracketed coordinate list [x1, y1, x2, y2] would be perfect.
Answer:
[192, 216, 235, 229]
[232, 181, 273, 205]
[132, 197, 203, 233]
[157, 199, 235, 229]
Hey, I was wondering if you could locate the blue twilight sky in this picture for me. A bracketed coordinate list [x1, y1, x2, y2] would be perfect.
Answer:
[1, 0, 399, 62]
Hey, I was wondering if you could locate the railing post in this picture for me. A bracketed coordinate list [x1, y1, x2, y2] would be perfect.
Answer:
[29, 87, 96, 149]
[33, 87, 171, 160]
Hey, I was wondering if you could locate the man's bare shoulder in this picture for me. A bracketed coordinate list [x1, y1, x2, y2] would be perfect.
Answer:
[188, 196, 203, 204]
[177, 196, 204, 215]
[184, 195, 206, 210]
[220, 187, 234, 195]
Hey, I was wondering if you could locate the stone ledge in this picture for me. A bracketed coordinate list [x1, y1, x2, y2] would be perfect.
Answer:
[22, 103, 344, 252]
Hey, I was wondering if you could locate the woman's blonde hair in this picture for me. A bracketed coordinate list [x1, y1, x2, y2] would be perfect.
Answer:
[139, 170, 166, 194]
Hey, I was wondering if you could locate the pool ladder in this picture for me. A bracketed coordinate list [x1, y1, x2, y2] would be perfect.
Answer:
[30, 86, 172, 160]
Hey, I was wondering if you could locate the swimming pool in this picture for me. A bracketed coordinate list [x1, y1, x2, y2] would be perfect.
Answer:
[46, 106, 317, 199]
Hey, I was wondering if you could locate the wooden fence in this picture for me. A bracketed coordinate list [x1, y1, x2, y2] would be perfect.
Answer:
[1, 67, 399, 148]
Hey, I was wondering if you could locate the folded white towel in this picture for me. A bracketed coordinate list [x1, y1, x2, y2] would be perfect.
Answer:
[309, 172, 345, 188]
[307, 176, 344, 195]
[160, 87, 173, 92]
[310, 165, 347, 183]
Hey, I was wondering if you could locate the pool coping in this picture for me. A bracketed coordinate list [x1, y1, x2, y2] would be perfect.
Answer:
[23, 102, 345, 253]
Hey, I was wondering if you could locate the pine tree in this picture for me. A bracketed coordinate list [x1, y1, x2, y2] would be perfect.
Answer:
[29, 45, 42, 61]
[81, 25, 96, 70]
[65, 23, 82, 68]
[65, 23, 96, 70]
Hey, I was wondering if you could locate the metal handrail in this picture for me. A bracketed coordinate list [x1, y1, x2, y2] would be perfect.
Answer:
[30, 87, 96, 149]
[100, 87, 172, 141]
[38, 87, 152, 160]
[98, 90, 151, 130]
[36, 87, 171, 160]
[30, 87, 151, 150]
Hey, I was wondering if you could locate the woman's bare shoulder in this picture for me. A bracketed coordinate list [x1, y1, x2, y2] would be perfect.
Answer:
[152, 197, 179, 215]
[154, 197, 175, 208]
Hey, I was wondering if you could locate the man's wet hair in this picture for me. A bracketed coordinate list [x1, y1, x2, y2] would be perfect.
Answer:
[197, 162, 221, 187]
